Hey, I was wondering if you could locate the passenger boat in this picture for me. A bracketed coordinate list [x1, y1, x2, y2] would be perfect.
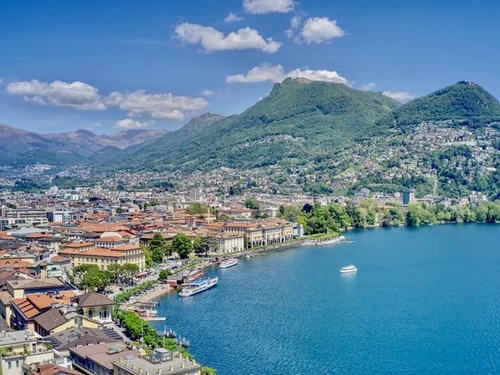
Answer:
[178, 277, 218, 297]
[340, 265, 358, 274]
[219, 258, 238, 268]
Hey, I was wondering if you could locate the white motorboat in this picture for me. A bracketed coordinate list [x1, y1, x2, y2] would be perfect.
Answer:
[340, 265, 357, 274]
[219, 258, 238, 268]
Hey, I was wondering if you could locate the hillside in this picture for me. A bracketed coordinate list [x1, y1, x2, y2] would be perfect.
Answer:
[118, 79, 401, 172]
[386, 81, 500, 127]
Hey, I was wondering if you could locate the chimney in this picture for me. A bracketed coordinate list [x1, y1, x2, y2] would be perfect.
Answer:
[169, 367, 173, 372]
[139, 369, 143, 374]
[132, 365, 136, 370]
[157, 369, 161, 375]
[119, 358, 123, 363]
[181, 363, 185, 369]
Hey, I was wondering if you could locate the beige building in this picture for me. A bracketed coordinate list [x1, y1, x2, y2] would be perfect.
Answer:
[60, 243, 145, 271]
[222, 219, 295, 248]
[71, 292, 115, 326]
[215, 234, 245, 253]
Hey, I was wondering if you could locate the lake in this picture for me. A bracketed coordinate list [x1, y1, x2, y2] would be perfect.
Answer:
[152, 224, 500, 374]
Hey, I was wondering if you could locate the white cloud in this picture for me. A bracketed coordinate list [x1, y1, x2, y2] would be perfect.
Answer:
[299, 17, 345, 44]
[382, 91, 415, 102]
[200, 89, 214, 97]
[285, 15, 302, 38]
[287, 69, 349, 85]
[224, 12, 244, 23]
[0, 78, 3, 85]
[175, 23, 282, 53]
[226, 64, 350, 85]
[361, 82, 377, 91]
[243, 0, 295, 14]
[106, 90, 208, 121]
[6, 79, 106, 110]
[115, 118, 152, 130]
[227, 64, 286, 83]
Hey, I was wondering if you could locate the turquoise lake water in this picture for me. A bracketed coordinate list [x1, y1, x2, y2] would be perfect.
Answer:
[152, 224, 500, 374]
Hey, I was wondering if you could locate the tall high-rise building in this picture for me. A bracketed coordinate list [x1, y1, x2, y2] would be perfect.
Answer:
[189, 187, 201, 202]
[402, 188, 415, 205]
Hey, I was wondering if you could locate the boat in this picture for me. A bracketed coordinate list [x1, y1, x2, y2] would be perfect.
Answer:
[143, 317, 166, 322]
[178, 277, 218, 297]
[219, 258, 238, 268]
[133, 302, 158, 318]
[340, 265, 358, 274]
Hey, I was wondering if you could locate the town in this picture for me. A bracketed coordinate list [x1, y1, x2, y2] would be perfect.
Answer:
[1, 175, 500, 374]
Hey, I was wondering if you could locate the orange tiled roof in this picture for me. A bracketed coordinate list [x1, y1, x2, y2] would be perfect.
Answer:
[60, 247, 125, 258]
[63, 241, 94, 249]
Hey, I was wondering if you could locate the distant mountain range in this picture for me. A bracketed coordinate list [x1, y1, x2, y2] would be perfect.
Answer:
[0, 125, 168, 166]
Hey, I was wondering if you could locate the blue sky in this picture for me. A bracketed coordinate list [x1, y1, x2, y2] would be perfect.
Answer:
[1, 0, 500, 134]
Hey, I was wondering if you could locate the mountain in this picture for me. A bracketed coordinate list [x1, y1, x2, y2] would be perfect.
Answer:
[118, 79, 401, 172]
[386, 81, 500, 127]
[0, 124, 86, 166]
[177, 113, 226, 135]
[0, 125, 167, 166]
[44, 128, 168, 156]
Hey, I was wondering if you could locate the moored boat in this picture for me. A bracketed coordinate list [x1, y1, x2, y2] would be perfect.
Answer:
[340, 265, 357, 274]
[178, 277, 218, 297]
[219, 258, 238, 268]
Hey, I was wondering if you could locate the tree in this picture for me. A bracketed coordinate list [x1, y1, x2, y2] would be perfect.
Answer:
[79, 267, 112, 292]
[186, 202, 210, 216]
[159, 269, 171, 281]
[107, 264, 123, 283]
[73, 264, 100, 284]
[193, 237, 217, 256]
[121, 263, 140, 285]
[244, 198, 259, 209]
[171, 233, 193, 259]
[148, 233, 167, 264]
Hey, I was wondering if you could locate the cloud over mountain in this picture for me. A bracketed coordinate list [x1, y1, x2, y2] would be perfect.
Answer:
[226, 63, 349, 85]
[106, 90, 208, 121]
[382, 91, 416, 102]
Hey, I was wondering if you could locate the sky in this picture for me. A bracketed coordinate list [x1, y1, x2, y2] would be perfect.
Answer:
[1, 0, 500, 134]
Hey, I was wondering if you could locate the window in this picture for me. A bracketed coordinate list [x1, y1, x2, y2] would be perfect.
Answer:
[16, 360, 19, 368]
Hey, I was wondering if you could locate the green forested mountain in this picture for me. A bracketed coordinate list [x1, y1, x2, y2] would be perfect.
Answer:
[385, 81, 500, 127]
[116, 78, 401, 172]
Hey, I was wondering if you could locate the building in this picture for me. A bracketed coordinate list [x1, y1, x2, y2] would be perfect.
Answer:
[215, 234, 244, 254]
[31, 364, 80, 375]
[4, 209, 49, 227]
[46, 212, 71, 224]
[71, 293, 114, 326]
[69, 343, 139, 375]
[60, 244, 145, 271]
[0, 330, 54, 375]
[402, 188, 416, 205]
[222, 220, 295, 248]
[113, 348, 201, 375]
[189, 188, 201, 202]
